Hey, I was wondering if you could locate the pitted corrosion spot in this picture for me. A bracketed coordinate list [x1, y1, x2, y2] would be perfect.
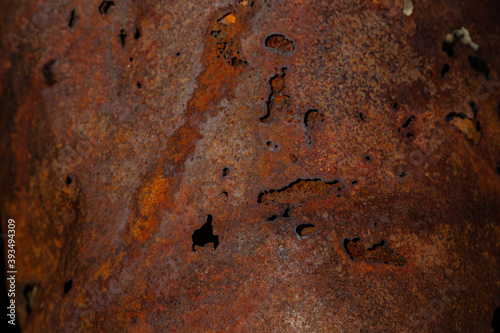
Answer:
[304, 109, 325, 127]
[257, 179, 343, 204]
[296, 224, 317, 236]
[265, 34, 295, 53]
[260, 67, 291, 122]
[343, 238, 405, 266]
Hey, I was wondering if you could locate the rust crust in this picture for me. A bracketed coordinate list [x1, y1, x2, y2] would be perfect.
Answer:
[1, 0, 500, 332]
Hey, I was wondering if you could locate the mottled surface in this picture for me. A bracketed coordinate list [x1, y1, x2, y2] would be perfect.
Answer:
[1, 0, 500, 332]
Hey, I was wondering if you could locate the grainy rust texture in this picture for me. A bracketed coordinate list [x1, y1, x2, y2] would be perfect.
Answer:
[1, 0, 500, 332]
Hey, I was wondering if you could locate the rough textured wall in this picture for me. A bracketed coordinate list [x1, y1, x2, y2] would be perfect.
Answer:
[1, 0, 500, 331]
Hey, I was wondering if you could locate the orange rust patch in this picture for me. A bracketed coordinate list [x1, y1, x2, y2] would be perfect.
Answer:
[129, 167, 175, 243]
[130, 4, 257, 243]
[218, 13, 237, 25]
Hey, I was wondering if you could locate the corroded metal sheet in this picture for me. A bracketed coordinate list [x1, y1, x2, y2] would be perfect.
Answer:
[1, 0, 500, 332]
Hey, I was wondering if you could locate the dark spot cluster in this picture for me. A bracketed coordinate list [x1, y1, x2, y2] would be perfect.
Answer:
[440, 32, 491, 80]
[265, 140, 280, 151]
[210, 13, 248, 67]
[398, 115, 415, 139]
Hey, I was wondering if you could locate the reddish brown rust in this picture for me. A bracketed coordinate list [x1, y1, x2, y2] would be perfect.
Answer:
[1, 0, 500, 332]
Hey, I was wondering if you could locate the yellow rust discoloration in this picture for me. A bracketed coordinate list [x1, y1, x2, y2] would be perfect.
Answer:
[450, 117, 481, 144]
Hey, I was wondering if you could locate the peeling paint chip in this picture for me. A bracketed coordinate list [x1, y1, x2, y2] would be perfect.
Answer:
[218, 13, 236, 25]
[443, 27, 480, 57]
[403, 0, 413, 16]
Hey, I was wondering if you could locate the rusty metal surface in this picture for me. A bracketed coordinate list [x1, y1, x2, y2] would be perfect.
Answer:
[1, 0, 500, 331]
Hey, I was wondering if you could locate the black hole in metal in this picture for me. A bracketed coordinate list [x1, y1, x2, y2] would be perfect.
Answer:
[492, 307, 500, 332]
[99, 1, 115, 14]
[440, 63, 450, 77]
[295, 224, 315, 236]
[68, 9, 76, 28]
[63, 280, 73, 294]
[192, 215, 219, 251]
[119, 29, 127, 47]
